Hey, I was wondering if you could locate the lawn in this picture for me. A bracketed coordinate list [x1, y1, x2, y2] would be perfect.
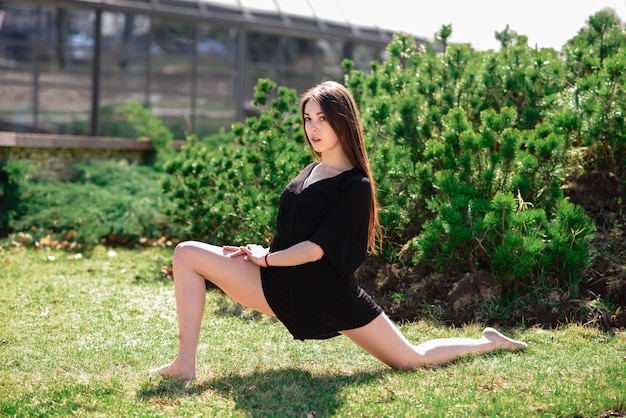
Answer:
[1, 246, 624, 417]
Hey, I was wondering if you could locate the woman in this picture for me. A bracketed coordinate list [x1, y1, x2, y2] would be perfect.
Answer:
[153, 81, 527, 381]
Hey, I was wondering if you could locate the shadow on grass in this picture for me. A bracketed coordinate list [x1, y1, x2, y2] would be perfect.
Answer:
[138, 367, 387, 416]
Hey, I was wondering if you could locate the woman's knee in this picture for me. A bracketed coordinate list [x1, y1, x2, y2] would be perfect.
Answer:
[173, 240, 196, 257]
[172, 240, 214, 270]
[173, 241, 193, 266]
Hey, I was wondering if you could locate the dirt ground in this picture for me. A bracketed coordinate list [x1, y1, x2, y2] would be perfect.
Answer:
[356, 170, 626, 330]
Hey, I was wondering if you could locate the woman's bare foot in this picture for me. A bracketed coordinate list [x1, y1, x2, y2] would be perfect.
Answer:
[482, 327, 528, 351]
[150, 361, 196, 382]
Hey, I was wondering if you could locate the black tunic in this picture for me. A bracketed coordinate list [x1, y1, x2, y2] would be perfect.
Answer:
[260, 162, 383, 340]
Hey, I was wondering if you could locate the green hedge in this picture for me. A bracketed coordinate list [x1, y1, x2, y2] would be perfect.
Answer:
[1, 160, 179, 246]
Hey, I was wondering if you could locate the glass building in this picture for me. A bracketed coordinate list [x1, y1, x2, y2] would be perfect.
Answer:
[0, 0, 423, 139]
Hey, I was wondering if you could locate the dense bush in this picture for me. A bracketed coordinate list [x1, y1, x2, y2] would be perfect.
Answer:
[343, 18, 624, 297]
[0, 161, 33, 236]
[561, 11, 626, 175]
[404, 107, 595, 295]
[162, 79, 309, 245]
[0, 99, 182, 247]
[155, 13, 623, 301]
[3, 10, 621, 310]
[2, 160, 176, 246]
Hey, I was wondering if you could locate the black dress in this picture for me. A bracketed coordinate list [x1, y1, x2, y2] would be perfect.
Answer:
[260, 162, 383, 340]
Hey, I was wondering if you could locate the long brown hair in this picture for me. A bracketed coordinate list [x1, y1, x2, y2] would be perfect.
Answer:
[300, 80, 382, 254]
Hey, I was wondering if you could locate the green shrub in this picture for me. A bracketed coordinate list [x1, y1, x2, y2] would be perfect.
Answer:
[162, 79, 309, 245]
[562, 10, 626, 175]
[339, 30, 598, 300]
[541, 199, 595, 296]
[5, 160, 175, 246]
[0, 161, 34, 236]
[405, 107, 594, 296]
[151, 17, 610, 302]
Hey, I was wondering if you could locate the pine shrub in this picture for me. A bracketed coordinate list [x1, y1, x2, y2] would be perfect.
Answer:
[562, 10, 626, 175]
[407, 107, 594, 295]
[162, 79, 309, 246]
[339, 30, 598, 299]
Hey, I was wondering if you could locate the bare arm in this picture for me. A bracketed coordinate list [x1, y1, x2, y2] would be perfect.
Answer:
[225, 241, 323, 267]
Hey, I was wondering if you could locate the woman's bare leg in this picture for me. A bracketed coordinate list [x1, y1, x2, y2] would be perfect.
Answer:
[151, 241, 275, 381]
[341, 313, 527, 370]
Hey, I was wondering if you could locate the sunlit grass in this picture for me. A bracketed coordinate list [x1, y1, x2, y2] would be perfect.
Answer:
[1, 246, 624, 417]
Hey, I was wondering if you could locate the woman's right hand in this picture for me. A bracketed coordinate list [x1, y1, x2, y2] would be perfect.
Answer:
[223, 245, 245, 257]
[224, 245, 269, 264]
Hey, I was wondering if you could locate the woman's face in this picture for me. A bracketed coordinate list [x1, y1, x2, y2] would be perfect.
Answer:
[303, 100, 342, 157]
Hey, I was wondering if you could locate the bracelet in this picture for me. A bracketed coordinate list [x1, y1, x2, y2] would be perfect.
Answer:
[264, 252, 271, 267]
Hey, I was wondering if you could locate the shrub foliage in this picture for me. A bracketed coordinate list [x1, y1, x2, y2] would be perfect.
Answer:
[1, 161, 175, 246]
[162, 79, 309, 245]
[2, 10, 623, 307]
[158, 12, 624, 300]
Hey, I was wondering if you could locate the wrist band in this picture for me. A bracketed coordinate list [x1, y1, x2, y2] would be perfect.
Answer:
[264, 253, 271, 267]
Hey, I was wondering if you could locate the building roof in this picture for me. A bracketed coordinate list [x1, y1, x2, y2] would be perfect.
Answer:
[16, 0, 420, 45]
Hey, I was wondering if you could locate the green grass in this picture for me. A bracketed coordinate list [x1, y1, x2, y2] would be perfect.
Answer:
[1, 246, 624, 417]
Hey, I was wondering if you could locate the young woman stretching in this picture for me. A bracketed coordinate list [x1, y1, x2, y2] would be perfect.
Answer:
[153, 80, 527, 381]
